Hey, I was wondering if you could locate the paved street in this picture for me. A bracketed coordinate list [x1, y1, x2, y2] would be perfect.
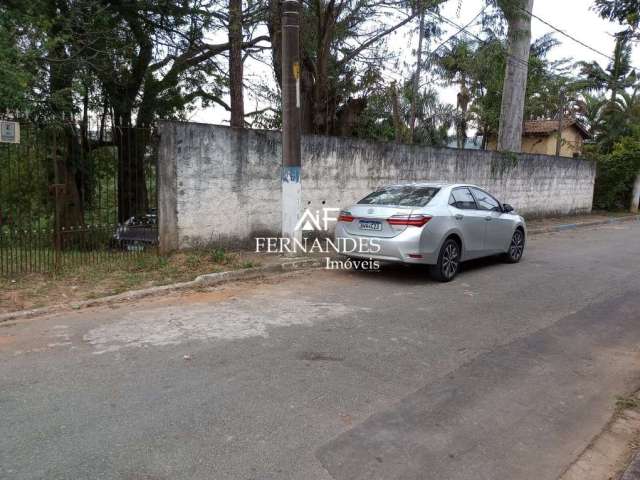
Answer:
[1, 222, 640, 480]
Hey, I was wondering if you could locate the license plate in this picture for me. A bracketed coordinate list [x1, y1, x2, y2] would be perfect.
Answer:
[359, 220, 382, 231]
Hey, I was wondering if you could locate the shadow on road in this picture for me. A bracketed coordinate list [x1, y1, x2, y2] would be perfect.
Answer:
[337, 255, 514, 286]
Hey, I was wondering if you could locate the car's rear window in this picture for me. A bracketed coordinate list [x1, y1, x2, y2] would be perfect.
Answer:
[357, 186, 440, 207]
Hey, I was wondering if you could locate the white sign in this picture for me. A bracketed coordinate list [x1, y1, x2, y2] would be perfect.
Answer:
[0, 121, 20, 144]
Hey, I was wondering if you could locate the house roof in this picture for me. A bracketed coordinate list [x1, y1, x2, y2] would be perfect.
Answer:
[523, 118, 592, 139]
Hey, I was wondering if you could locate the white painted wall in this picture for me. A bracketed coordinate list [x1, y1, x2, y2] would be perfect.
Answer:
[158, 122, 596, 249]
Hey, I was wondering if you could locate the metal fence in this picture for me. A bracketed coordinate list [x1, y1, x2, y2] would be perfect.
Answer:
[0, 123, 158, 275]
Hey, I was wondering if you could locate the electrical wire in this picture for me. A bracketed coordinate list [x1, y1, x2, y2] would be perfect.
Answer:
[515, 5, 625, 65]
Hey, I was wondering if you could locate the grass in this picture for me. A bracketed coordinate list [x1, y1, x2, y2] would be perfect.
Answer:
[0, 247, 262, 313]
[615, 394, 640, 412]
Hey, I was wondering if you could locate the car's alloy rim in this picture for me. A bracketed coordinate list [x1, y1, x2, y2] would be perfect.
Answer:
[510, 231, 524, 259]
[442, 243, 459, 278]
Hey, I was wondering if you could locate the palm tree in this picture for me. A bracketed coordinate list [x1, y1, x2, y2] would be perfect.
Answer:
[436, 39, 477, 149]
[577, 36, 637, 103]
[577, 36, 639, 150]
[576, 93, 606, 135]
[613, 87, 640, 119]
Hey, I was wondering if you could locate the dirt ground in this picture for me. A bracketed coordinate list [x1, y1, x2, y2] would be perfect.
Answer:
[526, 210, 636, 230]
[1, 212, 636, 315]
[0, 248, 270, 314]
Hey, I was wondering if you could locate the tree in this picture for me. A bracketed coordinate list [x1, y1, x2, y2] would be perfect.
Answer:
[266, 0, 446, 136]
[593, 0, 640, 211]
[436, 40, 476, 148]
[4, 0, 89, 230]
[79, 0, 269, 221]
[0, 5, 37, 114]
[355, 79, 454, 146]
[578, 36, 637, 104]
[578, 35, 638, 152]
[495, 0, 534, 152]
[576, 93, 606, 134]
[435, 32, 570, 150]
[593, 0, 639, 39]
[409, 2, 426, 143]
[591, 131, 640, 211]
[2, 0, 269, 223]
[613, 88, 640, 119]
[577, 19, 640, 211]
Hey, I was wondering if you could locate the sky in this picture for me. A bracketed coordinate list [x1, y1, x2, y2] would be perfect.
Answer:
[190, 0, 640, 126]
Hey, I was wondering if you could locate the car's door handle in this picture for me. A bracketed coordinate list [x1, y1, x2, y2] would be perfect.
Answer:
[485, 216, 492, 221]
[455, 214, 464, 220]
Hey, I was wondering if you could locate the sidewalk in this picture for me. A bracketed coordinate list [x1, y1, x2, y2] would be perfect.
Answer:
[560, 393, 640, 480]
[0, 249, 322, 316]
[1, 212, 638, 319]
[621, 453, 640, 480]
[526, 212, 639, 234]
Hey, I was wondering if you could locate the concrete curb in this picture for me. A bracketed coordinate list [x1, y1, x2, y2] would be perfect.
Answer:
[527, 215, 640, 235]
[1, 215, 638, 324]
[0, 258, 323, 324]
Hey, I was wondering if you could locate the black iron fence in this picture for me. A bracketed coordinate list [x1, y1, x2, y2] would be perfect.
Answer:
[0, 123, 158, 275]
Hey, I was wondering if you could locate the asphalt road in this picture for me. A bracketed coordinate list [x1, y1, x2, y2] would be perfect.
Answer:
[1, 222, 640, 480]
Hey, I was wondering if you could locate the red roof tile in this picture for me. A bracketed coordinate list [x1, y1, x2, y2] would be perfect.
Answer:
[523, 118, 591, 139]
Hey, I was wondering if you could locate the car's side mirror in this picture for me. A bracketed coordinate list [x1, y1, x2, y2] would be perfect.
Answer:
[502, 203, 514, 213]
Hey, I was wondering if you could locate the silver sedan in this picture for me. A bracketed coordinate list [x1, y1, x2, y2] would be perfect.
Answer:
[334, 183, 526, 281]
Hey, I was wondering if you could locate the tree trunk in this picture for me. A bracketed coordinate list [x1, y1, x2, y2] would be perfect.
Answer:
[409, 2, 426, 143]
[114, 112, 149, 224]
[47, 0, 86, 231]
[481, 125, 489, 150]
[497, 0, 534, 152]
[456, 81, 470, 149]
[314, 27, 332, 135]
[333, 98, 367, 137]
[391, 82, 403, 143]
[53, 128, 86, 231]
[268, 0, 283, 88]
[631, 172, 640, 213]
[229, 0, 244, 128]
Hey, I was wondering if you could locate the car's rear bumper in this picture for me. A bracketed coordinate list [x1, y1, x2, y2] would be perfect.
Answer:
[334, 223, 440, 264]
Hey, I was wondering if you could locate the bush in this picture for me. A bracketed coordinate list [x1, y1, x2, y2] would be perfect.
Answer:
[592, 135, 640, 211]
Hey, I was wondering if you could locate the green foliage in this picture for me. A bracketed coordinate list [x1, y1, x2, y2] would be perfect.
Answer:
[594, 0, 640, 37]
[0, 126, 53, 228]
[0, 5, 39, 113]
[590, 132, 640, 210]
[210, 247, 228, 264]
[615, 394, 640, 411]
[354, 81, 453, 146]
[583, 1, 640, 212]
[577, 36, 637, 105]
[435, 32, 572, 142]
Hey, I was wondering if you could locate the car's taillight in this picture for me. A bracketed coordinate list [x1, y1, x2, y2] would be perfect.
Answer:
[337, 211, 355, 222]
[387, 214, 432, 227]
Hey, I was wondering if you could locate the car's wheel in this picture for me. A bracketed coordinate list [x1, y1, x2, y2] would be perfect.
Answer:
[503, 228, 525, 263]
[430, 238, 460, 282]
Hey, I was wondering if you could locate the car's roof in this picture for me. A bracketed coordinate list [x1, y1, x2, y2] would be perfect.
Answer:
[380, 182, 477, 189]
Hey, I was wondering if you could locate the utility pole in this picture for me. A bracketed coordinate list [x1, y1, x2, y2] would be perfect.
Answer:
[555, 87, 565, 157]
[229, 0, 244, 128]
[281, 0, 302, 242]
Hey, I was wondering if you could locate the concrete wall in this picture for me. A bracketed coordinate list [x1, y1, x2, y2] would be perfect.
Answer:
[158, 121, 596, 250]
